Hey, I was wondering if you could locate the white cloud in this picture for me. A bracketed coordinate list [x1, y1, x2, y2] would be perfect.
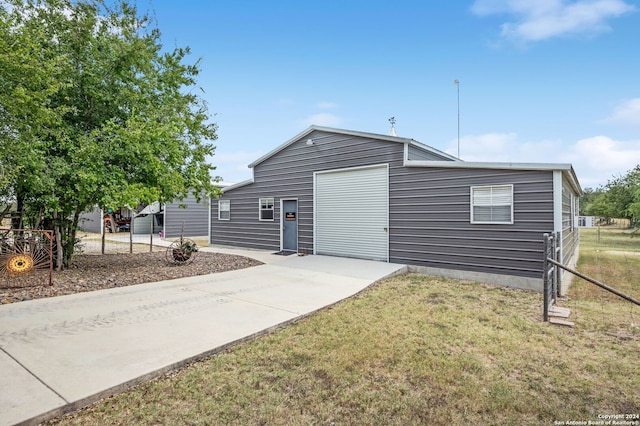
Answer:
[599, 98, 640, 129]
[450, 132, 519, 161]
[316, 101, 338, 109]
[470, 0, 635, 42]
[571, 136, 640, 178]
[446, 132, 640, 187]
[300, 113, 343, 127]
[208, 150, 265, 184]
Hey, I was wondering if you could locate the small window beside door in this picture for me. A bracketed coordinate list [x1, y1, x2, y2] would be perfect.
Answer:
[218, 200, 230, 220]
[259, 197, 274, 221]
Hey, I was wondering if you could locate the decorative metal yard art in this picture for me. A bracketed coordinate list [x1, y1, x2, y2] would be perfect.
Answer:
[0, 229, 54, 288]
[165, 236, 199, 266]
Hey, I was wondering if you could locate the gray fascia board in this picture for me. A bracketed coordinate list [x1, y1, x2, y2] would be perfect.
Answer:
[405, 160, 582, 194]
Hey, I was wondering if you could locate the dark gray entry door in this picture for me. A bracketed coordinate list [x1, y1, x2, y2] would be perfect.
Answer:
[282, 200, 298, 252]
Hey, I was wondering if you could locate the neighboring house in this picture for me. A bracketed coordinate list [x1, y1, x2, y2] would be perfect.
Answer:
[80, 188, 226, 239]
[78, 206, 103, 233]
[133, 192, 213, 238]
[132, 202, 163, 235]
[577, 216, 595, 228]
[210, 126, 582, 293]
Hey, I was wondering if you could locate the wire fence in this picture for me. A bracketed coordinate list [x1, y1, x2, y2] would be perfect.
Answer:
[555, 227, 640, 339]
[77, 232, 164, 255]
[76, 232, 209, 255]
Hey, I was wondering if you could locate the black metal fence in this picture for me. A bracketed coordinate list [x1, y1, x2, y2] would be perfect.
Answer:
[542, 231, 640, 322]
[542, 232, 561, 321]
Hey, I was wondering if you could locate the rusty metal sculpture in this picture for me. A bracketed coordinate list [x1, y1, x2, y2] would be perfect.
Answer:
[0, 229, 54, 288]
[165, 236, 198, 266]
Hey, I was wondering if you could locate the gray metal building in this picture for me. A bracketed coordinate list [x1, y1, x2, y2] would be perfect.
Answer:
[80, 193, 210, 239]
[131, 193, 210, 238]
[163, 192, 210, 238]
[211, 126, 582, 292]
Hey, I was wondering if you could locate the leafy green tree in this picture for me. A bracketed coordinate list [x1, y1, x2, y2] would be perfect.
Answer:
[628, 186, 640, 228]
[586, 165, 640, 228]
[619, 165, 640, 227]
[0, 1, 67, 228]
[579, 187, 602, 216]
[1, 0, 219, 267]
[584, 190, 611, 224]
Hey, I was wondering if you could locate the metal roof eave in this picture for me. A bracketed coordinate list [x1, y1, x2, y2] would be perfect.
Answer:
[221, 179, 254, 193]
[405, 160, 582, 194]
[408, 140, 461, 162]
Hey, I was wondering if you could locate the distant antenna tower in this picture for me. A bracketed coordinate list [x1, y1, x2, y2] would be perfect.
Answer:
[388, 116, 397, 136]
[454, 79, 460, 158]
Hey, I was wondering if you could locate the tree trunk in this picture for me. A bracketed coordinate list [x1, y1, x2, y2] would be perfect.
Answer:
[0, 205, 12, 224]
[53, 211, 64, 271]
[32, 208, 43, 231]
[61, 211, 81, 268]
[12, 193, 24, 230]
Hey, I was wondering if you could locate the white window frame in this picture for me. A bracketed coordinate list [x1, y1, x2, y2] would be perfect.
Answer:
[259, 197, 275, 221]
[470, 185, 514, 224]
[218, 200, 230, 221]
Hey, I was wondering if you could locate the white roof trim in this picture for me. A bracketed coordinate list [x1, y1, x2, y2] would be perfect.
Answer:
[405, 160, 572, 171]
[408, 140, 460, 162]
[221, 179, 254, 193]
[405, 160, 582, 194]
[248, 125, 448, 168]
[136, 201, 162, 216]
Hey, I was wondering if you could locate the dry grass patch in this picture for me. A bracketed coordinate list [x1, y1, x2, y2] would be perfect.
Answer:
[50, 271, 639, 425]
[558, 227, 640, 335]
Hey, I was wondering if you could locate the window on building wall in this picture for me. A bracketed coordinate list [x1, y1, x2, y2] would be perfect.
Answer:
[471, 185, 513, 224]
[218, 200, 230, 220]
[259, 197, 274, 221]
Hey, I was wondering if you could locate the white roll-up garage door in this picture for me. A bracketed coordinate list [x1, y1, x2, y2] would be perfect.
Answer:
[314, 164, 389, 261]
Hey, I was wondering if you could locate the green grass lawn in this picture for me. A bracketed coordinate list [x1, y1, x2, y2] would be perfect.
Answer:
[50, 229, 640, 426]
[559, 227, 640, 334]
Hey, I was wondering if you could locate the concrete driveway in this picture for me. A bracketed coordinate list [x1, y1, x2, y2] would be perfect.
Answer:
[0, 250, 406, 426]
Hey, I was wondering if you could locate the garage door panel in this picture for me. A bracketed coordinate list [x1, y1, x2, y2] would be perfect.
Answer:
[315, 165, 389, 261]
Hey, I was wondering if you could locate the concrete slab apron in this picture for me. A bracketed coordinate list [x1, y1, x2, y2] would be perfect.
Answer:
[0, 256, 403, 426]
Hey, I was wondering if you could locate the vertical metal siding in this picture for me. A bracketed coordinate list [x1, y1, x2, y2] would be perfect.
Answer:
[315, 165, 389, 261]
[132, 213, 162, 235]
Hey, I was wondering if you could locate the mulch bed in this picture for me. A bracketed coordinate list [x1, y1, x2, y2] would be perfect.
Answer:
[0, 251, 263, 305]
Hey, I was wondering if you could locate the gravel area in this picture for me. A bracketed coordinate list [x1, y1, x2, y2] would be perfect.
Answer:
[0, 251, 263, 305]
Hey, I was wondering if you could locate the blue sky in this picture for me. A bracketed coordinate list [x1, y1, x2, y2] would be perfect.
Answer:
[147, 0, 640, 188]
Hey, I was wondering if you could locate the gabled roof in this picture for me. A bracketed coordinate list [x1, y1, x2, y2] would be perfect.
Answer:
[222, 125, 581, 195]
[247, 125, 459, 168]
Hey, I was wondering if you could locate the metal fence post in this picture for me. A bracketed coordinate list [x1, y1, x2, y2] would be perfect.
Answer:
[543, 233, 550, 321]
[551, 232, 557, 298]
